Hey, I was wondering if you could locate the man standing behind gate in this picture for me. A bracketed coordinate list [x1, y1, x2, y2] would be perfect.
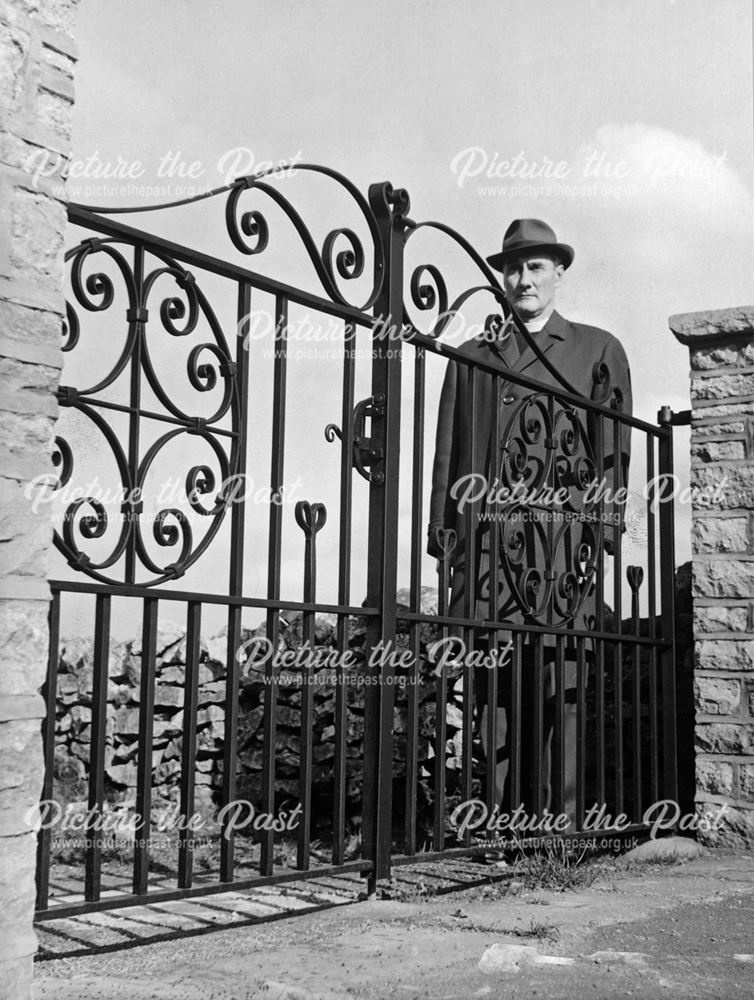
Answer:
[428, 218, 632, 825]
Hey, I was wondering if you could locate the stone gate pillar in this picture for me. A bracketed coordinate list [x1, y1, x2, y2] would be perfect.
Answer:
[0, 0, 79, 995]
[671, 306, 754, 848]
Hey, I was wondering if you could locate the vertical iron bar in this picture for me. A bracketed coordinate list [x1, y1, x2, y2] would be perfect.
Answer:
[532, 634, 545, 818]
[178, 601, 201, 888]
[220, 281, 252, 882]
[594, 414, 606, 810]
[333, 323, 355, 866]
[260, 295, 288, 875]
[485, 645, 500, 816]
[485, 375, 501, 821]
[133, 596, 158, 895]
[298, 519, 317, 871]
[575, 638, 586, 830]
[362, 184, 405, 880]
[647, 438, 660, 805]
[85, 593, 111, 902]
[125, 244, 144, 585]
[629, 570, 643, 820]
[612, 418, 624, 816]
[553, 634, 565, 821]
[404, 346, 425, 855]
[509, 631, 522, 813]
[461, 366, 478, 833]
[595, 640, 606, 810]
[434, 551, 449, 852]
[35, 590, 60, 911]
[657, 407, 678, 804]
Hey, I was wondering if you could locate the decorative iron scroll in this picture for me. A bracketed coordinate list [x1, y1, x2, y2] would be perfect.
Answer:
[492, 393, 603, 624]
[54, 238, 240, 586]
[72, 164, 388, 313]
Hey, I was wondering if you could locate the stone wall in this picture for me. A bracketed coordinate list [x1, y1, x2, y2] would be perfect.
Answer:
[671, 306, 754, 848]
[0, 0, 79, 995]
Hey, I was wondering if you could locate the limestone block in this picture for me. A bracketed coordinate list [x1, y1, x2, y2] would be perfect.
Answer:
[694, 676, 741, 715]
[689, 344, 746, 371]
[8, 188, 65, 287]
[0, 18, 30, 116]
[691, 373, 754, 401]
[690, 440, 746, 464]
[36, 87, 72, 142]
[695, 722, 754, 754]
[696, 759, 734, 796]
[690, 465, 754, 510]
[691, 517, 749, 554]
[693, 560, 754, 599]
[693, 604, 748, 633]
[0, 719, 44, 836]
[692, 400, 754, 421]
[739, 764, 754, 800]
[692, 420, 746, 437]
[696, 800, 754, 848]
[0, 599, 49, 695]
[0, 412, 55, 486]
[670, 307, 754, 342]
[695, 639, 754, 672]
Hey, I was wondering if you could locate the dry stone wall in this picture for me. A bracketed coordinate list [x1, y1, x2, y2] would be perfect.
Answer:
[51, 596, 468, 840]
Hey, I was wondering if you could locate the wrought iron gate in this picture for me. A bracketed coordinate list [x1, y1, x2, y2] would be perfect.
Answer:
[35, 165, 680, 920]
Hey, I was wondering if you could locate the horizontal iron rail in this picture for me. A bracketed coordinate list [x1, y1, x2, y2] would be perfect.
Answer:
[396, 610, 674, 646]
[47, 581, 670, 645]
[49, 579, 379, 617]
[399, 330, 663, 433]
[68, 207, 377, 328]
[34, 859, 372, 922]
[58, 394, 237, 436]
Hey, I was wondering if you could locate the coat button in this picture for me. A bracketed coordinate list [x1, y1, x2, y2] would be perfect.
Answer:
[502, 395, 515, 404]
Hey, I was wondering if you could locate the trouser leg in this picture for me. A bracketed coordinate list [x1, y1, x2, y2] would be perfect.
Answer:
[475, 636, 526, 812]
[478, 702, 509, 806]
[540, 699, 578, 827]
[475, 646, 583, 822]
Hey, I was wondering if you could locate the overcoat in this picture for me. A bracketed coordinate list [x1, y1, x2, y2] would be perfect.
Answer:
[428, 309, 633, 684]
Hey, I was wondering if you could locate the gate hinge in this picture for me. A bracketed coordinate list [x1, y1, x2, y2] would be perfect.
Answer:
[325, 393, 385, 486]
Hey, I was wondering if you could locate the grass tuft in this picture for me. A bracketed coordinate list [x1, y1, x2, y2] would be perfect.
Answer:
[512, 917, 561, 942]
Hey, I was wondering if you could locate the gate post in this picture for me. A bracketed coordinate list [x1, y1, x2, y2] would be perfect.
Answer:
[0, 2, 80, 995]
[671, 306, 754, 847]
[361, 182, 410, 881]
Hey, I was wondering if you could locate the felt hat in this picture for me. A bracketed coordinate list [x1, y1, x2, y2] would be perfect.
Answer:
[486, 218, 574, 271]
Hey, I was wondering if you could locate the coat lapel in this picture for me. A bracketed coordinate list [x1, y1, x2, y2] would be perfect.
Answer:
[512, 309, 568, 376]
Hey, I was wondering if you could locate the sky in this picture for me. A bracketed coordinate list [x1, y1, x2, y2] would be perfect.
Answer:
[53, 0, 754, 636]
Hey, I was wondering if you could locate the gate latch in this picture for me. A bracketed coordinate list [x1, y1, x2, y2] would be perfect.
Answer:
[325, 393, 385, 486]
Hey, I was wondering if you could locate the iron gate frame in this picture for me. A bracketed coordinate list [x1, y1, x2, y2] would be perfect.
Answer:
[35, 165, 680, 920]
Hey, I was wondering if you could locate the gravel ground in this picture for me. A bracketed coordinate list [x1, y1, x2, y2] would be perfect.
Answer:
[32, 849, 754, 1000]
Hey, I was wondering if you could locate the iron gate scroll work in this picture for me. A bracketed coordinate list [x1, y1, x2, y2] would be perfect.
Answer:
[35, 165, 679, 919]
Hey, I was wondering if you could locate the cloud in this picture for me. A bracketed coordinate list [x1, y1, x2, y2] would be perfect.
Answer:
[572, 123, 752, 259]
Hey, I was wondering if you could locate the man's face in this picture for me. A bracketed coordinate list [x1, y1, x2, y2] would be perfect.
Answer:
[502, 254, 564, 321]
